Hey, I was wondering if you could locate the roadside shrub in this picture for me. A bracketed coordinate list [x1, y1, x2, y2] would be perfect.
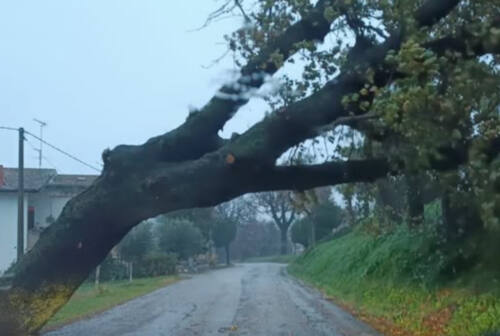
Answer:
[87, 255, 128, 282]
[291, 202, 344, 248]
[157, 219, 204, 260]
[135, 254, 177, 277]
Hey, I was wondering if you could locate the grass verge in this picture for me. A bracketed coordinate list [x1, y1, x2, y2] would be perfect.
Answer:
[289, 225, 500, 336]
[44, 275, 179, 330]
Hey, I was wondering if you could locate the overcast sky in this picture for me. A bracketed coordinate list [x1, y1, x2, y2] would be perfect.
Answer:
[0, 1, 267, 174]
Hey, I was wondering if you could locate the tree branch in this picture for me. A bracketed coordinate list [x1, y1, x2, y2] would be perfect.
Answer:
[249, 159, 391, 192]
[415, 0, 461, 27]
[120, 0, 339, 164]
[426, 17, 500, 56]
[226, 0, 483, 165]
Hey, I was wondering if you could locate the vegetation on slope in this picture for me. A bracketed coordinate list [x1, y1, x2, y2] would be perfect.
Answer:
[289, 222, 500, 336]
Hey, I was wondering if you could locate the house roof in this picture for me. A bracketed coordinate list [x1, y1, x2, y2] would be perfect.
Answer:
[48, 174, 98, 188]
[0, 167, 98, 192]
[0, 168, 57, 192]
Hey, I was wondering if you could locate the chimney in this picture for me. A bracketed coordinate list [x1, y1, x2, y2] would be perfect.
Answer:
[0, 165, 4, 187]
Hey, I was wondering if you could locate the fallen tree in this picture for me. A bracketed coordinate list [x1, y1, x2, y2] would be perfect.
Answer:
[1, 0, 499, 334]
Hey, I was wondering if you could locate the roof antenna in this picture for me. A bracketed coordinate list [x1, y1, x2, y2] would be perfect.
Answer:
[33, 119, 47, 169]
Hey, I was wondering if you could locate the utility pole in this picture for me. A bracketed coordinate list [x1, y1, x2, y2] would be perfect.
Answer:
[33, 119, 47, 168]
[17, 127, 25, 262]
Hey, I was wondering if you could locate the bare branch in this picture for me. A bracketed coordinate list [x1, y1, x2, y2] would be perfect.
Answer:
[234, 0, 250, 22]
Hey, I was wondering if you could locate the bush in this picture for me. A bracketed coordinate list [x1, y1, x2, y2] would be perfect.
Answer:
[88, 255, 128, 282]
[135, 254, 177, 277]
[157, 219, 204, 260]
[291, 202, 344, 248]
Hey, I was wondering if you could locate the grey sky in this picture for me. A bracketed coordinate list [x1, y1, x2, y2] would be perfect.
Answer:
[0, 1, 266, 174]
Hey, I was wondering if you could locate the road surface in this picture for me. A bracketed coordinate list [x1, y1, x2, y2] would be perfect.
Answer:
[45, 263, 380, 336]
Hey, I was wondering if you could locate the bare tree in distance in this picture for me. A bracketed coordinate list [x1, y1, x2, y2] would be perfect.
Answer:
[253, 191, 296, 255]
[212, 196, 255, 264]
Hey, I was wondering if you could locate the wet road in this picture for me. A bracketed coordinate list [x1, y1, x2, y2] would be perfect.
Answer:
[45, 263, 380, 336]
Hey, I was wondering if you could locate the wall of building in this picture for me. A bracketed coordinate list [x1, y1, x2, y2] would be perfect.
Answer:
[0, 193, 28, 275]
[28, 191, 65, 229]
[1, 187, 87, 274]
[27, 191, 72, 249]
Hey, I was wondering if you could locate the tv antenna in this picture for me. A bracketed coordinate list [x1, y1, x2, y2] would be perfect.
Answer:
[33, 119, 47, 168]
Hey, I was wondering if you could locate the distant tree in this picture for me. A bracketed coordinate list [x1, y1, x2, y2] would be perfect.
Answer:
[290, 188, 333, 247]
[230, 221, 280, 260]
[118, 222, 154, 282]
[291, 202, 344, 248]
[157, 219, 204, 260]
[310, 202, 344, 240]
[291, 218, 310, 248]
[163, 208, 215, 241]
[212, 197, 252, 264]
[212, 218, 237, 265]
[254, 191, 296, 255]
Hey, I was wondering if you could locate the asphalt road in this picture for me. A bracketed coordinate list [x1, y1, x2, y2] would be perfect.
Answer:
[45, 263, 380, 336]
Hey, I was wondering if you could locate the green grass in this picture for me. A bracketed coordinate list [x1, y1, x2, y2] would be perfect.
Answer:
[44, 276, 179, 330]
[243, 254, 297, 263]
[289, 224, 500, 336]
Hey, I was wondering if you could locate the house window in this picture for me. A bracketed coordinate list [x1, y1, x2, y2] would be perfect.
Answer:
[28, 206, 35, 230]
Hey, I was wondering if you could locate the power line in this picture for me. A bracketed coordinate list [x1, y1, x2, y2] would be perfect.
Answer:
[24, 130, 101, 173]
[0, 126, 19, 131]
[1, 126, 101, 173]
[25, 137, 58, 170]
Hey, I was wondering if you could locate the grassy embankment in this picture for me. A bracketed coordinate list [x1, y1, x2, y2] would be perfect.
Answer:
[44, 275, 179, 330]
[289, 224, 500, 336]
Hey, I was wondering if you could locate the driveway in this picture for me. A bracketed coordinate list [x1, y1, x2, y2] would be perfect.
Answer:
[45, 263, 380, 336]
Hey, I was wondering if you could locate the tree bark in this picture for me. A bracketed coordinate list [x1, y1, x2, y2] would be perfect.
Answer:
[129, 262, 133, 283]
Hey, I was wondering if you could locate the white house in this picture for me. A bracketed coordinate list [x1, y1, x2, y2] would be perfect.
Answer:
[0, 165, 97, 274]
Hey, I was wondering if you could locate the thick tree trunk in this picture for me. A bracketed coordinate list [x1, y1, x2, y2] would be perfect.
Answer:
[376, 178, 406, 223]
[0, 177, 143, 335]
[345, 195, 356, 226]
[407, 175, 424, 227]
[280, 229, 287, 255]
[441, 190, 483, 241]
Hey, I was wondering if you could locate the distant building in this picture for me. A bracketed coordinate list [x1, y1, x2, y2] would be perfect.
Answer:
[0, 165, 98, 274]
